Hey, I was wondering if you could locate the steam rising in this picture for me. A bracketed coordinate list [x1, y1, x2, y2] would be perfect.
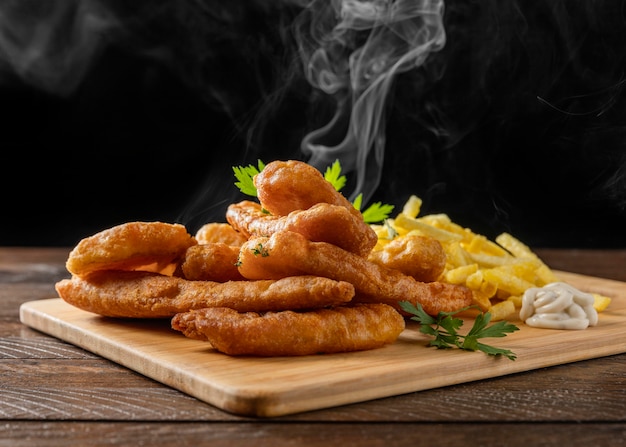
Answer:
[0, 0, 117, 95]
[295, 0, 445, 201]
[0, 0, 444, 203]
[2, 0, 626, 246]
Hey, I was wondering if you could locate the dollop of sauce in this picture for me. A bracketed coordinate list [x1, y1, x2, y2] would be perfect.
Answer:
[519, 282, 598, 330]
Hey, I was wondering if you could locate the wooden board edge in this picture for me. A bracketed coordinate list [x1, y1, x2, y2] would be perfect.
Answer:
[17, 270, 626, 417]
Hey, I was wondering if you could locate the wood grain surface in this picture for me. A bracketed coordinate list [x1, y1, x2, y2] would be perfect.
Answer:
[3, 247, 626, 446]
[18, 270, 626, 417]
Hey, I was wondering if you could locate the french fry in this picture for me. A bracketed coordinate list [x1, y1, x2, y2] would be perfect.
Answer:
[444, 264, 478, 285]
[402, 195, 422, 218]
[372, 196, 578, 321]
[393, 213, 465, 243]
[592, 293, 612, 312]
[495, 232, 559, 284]
[507, 295, 523, 308]
[495, 232, 536, 258]
[444, 242, 472, 267]
[466, 234, 510, 257]
[482, 267, 535, 296]
[374, 196, 612, 321]
[489, 300, 517, 321]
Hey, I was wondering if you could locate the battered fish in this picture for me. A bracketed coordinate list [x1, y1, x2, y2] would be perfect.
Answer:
[226, 200, 377, 257]
[195, 222, 247, 246]
[171, 303, 405, 356]
[368, 235, 446, 282]
[66, 221, 196, 278]
[254, 160, 362, 219]
[181, 243, 244, 282]
[55, 271, 355, 318]
[237, 231, 472, 316]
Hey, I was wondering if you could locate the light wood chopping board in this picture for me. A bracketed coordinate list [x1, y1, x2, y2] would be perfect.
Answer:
[19, 271, 626, 417]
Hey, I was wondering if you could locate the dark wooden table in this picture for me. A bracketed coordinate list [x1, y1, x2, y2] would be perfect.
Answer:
[2, 247, 625, 446]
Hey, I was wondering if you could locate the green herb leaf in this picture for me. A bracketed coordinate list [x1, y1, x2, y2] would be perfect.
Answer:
[323, 160, 347, 192]
[251, 243, 269, 257]
[474, 319, 520, 339]
[462, 335, 479, 351]
[400, 301, 519, 360]
[232, 158, 394, 224]
[361, 201, 395, 224]
[399, 301, 436, 325]
[352, 193, 363, 211]
[438, 314, 463, 337]
[475, 342, 518, 360]
[233, 160, 265, 197]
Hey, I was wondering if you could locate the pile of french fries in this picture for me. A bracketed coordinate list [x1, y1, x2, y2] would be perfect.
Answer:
[371, 195, 611, 321]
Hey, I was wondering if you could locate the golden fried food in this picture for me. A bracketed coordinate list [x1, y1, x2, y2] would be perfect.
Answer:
[171, 303, 405, 356]
[237, 231, 472, 316]
[66, 222, 196, 278]
[195, 222, 247, 246]
[367, 235, 446, 282]
[181, 243, 244, 282]
[254, 160, 361, 218]
[226, 200, 377, 257]
[55, 271, 355, 318]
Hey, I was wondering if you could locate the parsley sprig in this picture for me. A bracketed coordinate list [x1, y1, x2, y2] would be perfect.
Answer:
[399, 301, 519, 361]
[233, 159, 394, 223]
[323, 160, 347, 192]
[232, 160, 265, 197]
[353, 193, 395, 224]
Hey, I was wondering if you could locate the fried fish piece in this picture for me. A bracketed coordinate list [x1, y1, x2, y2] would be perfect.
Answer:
[55, 271, 355, 318]
[181, 243, 244, 282]
[254, 160, 362, 218]
[195, 222, 247, 246]
[171, 303, 405, 356]
[368, 235, 446, 282]
[66, 221, 196, 278]
[226, 200, 377, 257]
[237, 231, 472, 316]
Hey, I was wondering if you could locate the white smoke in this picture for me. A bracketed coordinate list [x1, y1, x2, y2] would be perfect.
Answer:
[0, 0, 118, 95]
[295, 0, 446, 201]
[0, 0, 445, 204]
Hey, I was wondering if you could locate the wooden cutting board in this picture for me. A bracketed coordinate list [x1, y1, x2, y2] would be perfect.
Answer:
[19, 271, 626, 417]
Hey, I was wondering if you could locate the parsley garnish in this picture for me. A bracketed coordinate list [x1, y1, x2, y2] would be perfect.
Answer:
[233, 160, 265, 197]
[323, 160, 347, 191]
[232, 159, 394, 223]
[399, 301, 519, 361]
[353, 193, 395, 224]
[251, 243, 269, 257]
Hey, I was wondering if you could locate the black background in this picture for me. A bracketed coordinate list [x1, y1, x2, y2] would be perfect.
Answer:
[2, 1, 626, 248]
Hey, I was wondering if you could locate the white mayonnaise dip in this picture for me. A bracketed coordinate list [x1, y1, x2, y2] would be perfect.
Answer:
[519, 282, 598, 330]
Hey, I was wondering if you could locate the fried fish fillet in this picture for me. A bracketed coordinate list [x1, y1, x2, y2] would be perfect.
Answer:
[55, 271, 355, 318]
[254, 160, 362, 219]
[368, 235, 446, 282]
[66, 221, 196, 278]
[226, 200, 377, 257]
[194, 222, 247, 246]
[181, 243, 244, 282]
[237, 231, 472, 316]
[171, 303, 405, 356]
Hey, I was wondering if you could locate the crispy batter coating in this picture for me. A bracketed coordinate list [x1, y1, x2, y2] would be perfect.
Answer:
[55, 271, 355, 318]
[66, 222, 196, 278]
[226, 200, 377, 257]
[181, 243, 244, 282]
[237, 231, 472, 316]
[171, 303, 405, 356]
[254, 160, 362, 218]
[195, 222, 247, 246]
[368, 235, 446, 282]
